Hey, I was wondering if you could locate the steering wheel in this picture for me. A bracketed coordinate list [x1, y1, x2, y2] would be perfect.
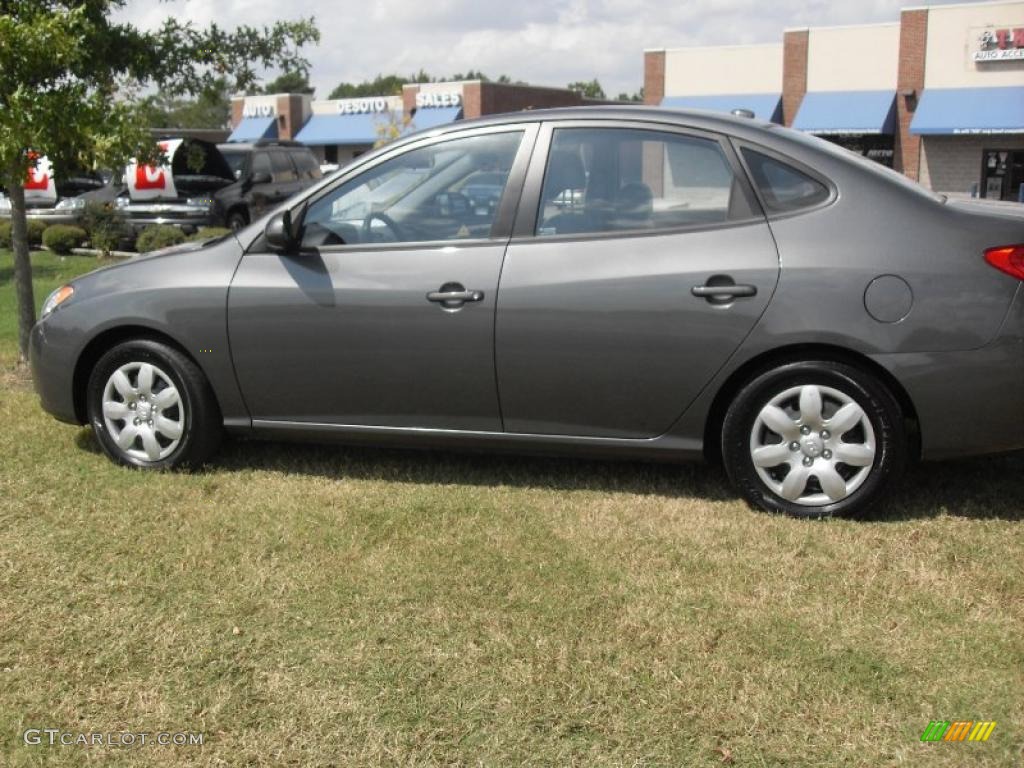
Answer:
[362, 211, 404, 243]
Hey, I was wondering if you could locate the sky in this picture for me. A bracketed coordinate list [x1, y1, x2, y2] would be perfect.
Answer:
[116, 0, 982, 98]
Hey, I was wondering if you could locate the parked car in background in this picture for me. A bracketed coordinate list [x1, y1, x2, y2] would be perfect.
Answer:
[28, 107, 1024, 518]
[0, 168, 108, 226]
[216, 141, 322, 230]
[99, 138, 236, 237]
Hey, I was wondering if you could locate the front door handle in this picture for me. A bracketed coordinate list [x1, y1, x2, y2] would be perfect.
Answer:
[426, 282, 484, 310]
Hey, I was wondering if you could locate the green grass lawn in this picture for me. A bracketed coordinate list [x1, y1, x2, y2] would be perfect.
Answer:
[1, 250, 1022, 766]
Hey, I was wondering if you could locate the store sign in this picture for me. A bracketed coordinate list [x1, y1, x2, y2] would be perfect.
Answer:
[24, 152, 57, 204]
[242, 103, 276, 118]
[415, 92, 461, 109]
[125, 139, 182, 201]
[337, 98, 388, 115]
[974, 27, 1024, 61]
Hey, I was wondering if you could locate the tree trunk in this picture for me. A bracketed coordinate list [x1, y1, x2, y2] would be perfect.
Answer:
[8, 177, 36, 363]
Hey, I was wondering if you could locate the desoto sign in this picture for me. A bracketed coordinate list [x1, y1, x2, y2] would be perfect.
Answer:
[974, 27, 1024, 61]
[337, 98, 389, 114]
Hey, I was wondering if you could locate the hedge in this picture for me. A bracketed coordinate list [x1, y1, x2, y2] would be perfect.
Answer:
[135, 224, 186, 253]
[0, 219, 48, 248]
[184, 226, 232, 243]
[42, 225, 88, 255]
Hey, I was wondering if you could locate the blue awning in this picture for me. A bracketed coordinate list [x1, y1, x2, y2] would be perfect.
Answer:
[227, 116, 277, 142]
[295, 112, 402, 146]
[792, 91, 897, 135]
[408, 106, 463, 131]
[660, 94, 782, 123]
[911, 87, 1024, 135]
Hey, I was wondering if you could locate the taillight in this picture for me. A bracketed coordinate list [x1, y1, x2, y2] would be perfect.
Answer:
[984, 245, 1024, 280]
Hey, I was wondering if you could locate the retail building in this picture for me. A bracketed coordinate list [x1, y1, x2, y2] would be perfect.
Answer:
[228, 80, 603, 164]
[645, 0, 1024, 199]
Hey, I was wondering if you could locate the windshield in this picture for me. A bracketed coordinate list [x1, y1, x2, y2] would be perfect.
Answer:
[220, 150, 249, 179]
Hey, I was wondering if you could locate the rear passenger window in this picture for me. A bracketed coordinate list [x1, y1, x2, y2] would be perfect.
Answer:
[536, 127, 743, 237]
[269, 151, 297, 182]
[291, 150, 322, 180]
[742, 149, 830, 214]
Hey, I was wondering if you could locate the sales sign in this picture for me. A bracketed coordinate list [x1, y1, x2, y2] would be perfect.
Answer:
[125, 139, 182, 201]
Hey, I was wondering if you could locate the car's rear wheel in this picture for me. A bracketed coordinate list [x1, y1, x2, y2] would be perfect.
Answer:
[721, 360, 906, 518]
[86, 339, 222, 470]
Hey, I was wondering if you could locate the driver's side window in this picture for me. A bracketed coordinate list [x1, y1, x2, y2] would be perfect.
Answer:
[301, 131, 523, 248]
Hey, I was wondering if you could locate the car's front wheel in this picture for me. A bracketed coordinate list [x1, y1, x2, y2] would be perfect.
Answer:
[226, 209, 248, 231]
[721, 360, 907, 518]
[86, 339, 222, 469]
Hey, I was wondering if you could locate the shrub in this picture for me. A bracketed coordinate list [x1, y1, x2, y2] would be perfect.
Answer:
[42, 224, 88, 255]
[184, 226, 232, 243]
[0, 219, 49, 248]
[136, 224, 185, 253]
[80, 200, 130, 255]
[26, 219, 47, 246]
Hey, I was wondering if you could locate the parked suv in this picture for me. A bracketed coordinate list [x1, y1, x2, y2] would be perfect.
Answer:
[216, 141, 322, 230]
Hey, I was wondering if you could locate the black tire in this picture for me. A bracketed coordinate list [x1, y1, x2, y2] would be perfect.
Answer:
[86, 339, 222, 470]
[226, 209, 248, 231]
[721, 360, 906, 518]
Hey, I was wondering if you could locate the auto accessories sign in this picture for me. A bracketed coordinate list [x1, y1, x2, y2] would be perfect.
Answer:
[974, 26, 1024, 61]
[126, 139, 182, 201]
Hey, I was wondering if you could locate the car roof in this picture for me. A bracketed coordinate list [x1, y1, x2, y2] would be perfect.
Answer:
[414, 105, 779, 138]
[217, 140, 309, 151]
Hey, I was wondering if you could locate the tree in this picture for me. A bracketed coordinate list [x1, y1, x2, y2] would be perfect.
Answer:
[615, 88, 644, 103]
[327, 71, 525, 100]
[0, 2, 318, 361]
[136, 77, 233, 129]
[568, 79, 606, 99]
[262, 70, 314, 96]
[329, 74, 412, 99]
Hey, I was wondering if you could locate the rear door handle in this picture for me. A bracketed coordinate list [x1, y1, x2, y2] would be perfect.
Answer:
[691, 284, 757, 298]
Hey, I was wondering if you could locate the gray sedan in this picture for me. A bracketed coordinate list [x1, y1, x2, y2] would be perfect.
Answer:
[29, 107, 1024, 517]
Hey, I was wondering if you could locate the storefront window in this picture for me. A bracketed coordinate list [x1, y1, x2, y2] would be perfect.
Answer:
[981, 150, 1024, 202]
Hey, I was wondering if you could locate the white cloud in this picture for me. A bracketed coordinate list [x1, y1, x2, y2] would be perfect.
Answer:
[116, 0, 979, 98]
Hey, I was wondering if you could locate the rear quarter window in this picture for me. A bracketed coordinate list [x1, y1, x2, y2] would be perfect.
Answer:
[742, 149, 830, 214]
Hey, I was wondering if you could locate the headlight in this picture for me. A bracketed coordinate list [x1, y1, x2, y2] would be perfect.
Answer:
[186, 197, 214, 209]
[0, 196, 10, 212]
[41, 285, 74, 319]
[55, 197, 85, 211]
[115, 197, 129, 208]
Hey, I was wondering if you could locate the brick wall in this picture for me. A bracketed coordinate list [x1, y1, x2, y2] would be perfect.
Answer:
[478, 82, 594, 115]
[782, 29, 808, 127]
[462, 82, 483, 119]
[644, 50, 665, 106]
[920, 136, 1024, 198]
[402, 86, 419, 117]
[895, 9, 928, 179]
[230, 98, 243, 129]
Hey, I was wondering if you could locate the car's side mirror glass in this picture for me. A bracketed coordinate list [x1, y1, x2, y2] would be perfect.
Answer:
[265, 210, 296, 252]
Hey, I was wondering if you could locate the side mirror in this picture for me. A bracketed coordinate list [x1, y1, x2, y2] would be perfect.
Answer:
[265, 210, 297, 252]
